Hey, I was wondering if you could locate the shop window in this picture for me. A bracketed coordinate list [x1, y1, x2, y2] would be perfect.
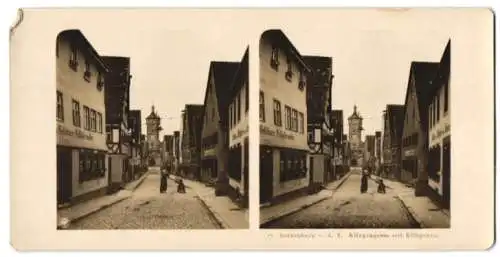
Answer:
[279, 150, 307, 182]
[79, 151, 106, 183]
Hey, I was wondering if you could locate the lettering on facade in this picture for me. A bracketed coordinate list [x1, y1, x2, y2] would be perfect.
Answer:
[231, 126, 249, 140]
[57, 124, 93, 141]
[431, 123, 450, 141]
[260, 124, 294, 140]
[203, 148, 216, 157]
[404, 149, 416, 157]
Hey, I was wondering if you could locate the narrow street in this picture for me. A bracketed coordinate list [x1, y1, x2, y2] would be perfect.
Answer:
[68, 168, 222, 229]
[262, 169, 420, 229]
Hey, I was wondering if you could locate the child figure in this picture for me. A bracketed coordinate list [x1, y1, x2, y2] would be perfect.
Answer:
[177, 179, 186, 194]
[377, 179, 386, 194]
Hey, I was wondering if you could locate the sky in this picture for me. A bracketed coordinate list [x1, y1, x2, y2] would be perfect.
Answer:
[283, 26, 450, 138]
[71, 9, 452, 140]
[77, 10, 251, 137]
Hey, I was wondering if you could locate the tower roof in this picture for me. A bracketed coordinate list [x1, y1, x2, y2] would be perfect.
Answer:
[348, 105, 362, 120]
[146, 105, 160, 120]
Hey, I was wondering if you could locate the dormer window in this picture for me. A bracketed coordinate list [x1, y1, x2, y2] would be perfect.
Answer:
[97, 72, 105, 91]
[270, 45, 279, 70]
[84, 60, 91, 82]
[285, 56, 293, 82]
[69, 44, 78, 71]
[298, 70, 306, 91]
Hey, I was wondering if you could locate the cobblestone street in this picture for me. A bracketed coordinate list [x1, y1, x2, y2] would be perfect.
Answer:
[263, 169, 421, 229]
[68, 170, 222, 229]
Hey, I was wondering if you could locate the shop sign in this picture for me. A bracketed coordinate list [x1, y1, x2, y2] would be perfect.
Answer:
[431, 123, 450, 141]
[231, 125, 249, 140]
[260, 124, 294, 140]
[404, 149, 416, 157]
[57, 124, 93, 141]
[203, 148, 216, 157]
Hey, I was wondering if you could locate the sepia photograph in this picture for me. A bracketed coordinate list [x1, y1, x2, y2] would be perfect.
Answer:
[9, 7, 494, 251]
[259, 28, 451, 229]
[55, 27, 249, 230]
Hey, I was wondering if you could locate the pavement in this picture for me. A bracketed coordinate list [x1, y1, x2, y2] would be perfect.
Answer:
[58, 167, 248, 229]
[259, 169, 353, 226]
[262, 168, 450, 229]
[57, 170, 150, 229]
[168, 174, 249, 229]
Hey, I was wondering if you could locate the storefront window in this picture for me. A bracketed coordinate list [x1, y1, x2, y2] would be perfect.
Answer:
[79, 150, 106, 183]
[279, 149, 307, 182]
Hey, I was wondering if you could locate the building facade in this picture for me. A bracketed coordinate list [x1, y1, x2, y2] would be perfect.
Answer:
[145, 106, 162, 166]
[129, 109, 143, 178]
[227, 47, 249, 206]
[56, 30, 109, 205]
[180, 104, 204, 180]
[331, 110, 346, 180]
[426, 40, 451, 208]
[364, 135, 376, 169]
[374, 131, 382, 174]
[103, 56, 133, 189]
[259, 30, 312, 204]
[303, 56, 334, 190]
[348, 105, 364, 166]
[172, 131, 180, 174]
[200, 61, 239, 185]
[400, 61, 439, 190]
[162, 135, 174, 166]
[381, 104, 405, 179]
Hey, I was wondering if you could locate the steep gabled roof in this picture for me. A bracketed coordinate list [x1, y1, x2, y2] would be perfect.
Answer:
[228, 47, 249, 99]
[57, 29, 109, 72]
[201, 61, 240, 123]
[403, 61, 440, 130]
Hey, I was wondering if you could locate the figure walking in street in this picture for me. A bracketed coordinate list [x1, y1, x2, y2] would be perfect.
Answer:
[360, 169, 368, 193]
[160, 162, 169, 193]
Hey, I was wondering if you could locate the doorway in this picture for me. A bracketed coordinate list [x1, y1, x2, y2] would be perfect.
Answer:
[259, 146, 273, 204]
[442, 137, 451, 209]
[57, 147, 72, 205]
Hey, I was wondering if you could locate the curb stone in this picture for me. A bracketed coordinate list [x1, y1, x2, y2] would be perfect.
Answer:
[195, 195, 228, 229]
[130, 171, 150, 191]
[57, 194, 132, 229]
[260, 195, 331, 227]
[395, 195, 424, 228]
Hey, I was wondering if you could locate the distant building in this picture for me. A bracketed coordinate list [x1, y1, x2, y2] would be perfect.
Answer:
[303, 55, 334, 189]
[129, 109, 143, 176]
[227, 47, 249, 207]
[56, 30, 109, 205]
[103, 56, 133, 190]
[426, 40, 451, 208]
[381, 104, 405, 179]
[400, 61, 439, 191]
[374, 131, 382, 173]
[145, 105, 162, 166]
[348, 105, 364, 166]
[331, 109, 345, 180]
[172, 131, 180, 173]
[259, 29, 312, 205]
[364, 135, 376, 168]
[162, 134, 174, 165]
[180, 104, 204, 180]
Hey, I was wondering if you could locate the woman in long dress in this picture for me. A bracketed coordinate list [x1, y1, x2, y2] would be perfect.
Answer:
[360, 170, 368, 193]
